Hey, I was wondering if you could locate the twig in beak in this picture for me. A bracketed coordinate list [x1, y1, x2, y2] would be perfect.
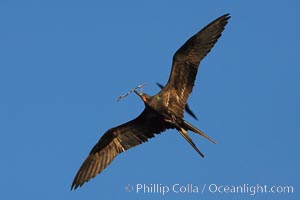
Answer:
[116, 83, 147, 102]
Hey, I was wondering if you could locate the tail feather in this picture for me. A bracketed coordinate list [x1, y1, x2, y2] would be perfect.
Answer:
[183, 120, 216, 144]
[178, 128, 205, 157]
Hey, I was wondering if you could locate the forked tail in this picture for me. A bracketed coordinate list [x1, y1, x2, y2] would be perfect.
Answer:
[177, 120, 216, 157]
[178, 128, 205, 157]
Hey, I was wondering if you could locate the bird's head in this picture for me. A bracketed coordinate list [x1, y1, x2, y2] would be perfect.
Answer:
[134, 90, 151, 103]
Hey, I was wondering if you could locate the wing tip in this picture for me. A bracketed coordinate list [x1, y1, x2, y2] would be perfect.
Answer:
[70, 183, 79, 191]
[212, 13, 231, 31]
[220, 13, 231, 22]
[71, 172, 86, 191]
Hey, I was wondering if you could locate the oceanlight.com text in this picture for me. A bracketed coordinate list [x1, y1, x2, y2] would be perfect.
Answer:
[207, 183, 294, 195]
[124, 183, 294, 196]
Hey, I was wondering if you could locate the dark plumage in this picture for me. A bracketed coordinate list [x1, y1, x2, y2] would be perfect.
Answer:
[156, 82, 198, 120]
[71, 13, 230, 190]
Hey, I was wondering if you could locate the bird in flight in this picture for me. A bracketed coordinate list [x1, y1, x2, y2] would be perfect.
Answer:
[71, 13, 230, 190]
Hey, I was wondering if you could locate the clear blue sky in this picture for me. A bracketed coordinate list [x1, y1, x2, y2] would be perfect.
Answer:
[0, 1, 299, 200]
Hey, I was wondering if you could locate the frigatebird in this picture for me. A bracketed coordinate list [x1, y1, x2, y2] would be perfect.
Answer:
[156, 82, 198, 120]
[71, 13, 230, 190]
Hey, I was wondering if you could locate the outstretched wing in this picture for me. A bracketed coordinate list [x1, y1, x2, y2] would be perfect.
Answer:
[158, 14, 230, 118]
[71, 107, 170, 190]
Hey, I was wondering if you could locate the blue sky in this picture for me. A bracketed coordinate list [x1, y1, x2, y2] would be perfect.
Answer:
[0, 1, 299, 199]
